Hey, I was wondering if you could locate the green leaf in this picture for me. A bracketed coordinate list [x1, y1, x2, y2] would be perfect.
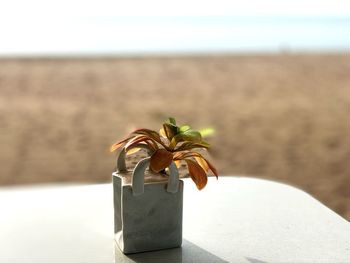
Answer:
[179, 125, 191, 133]
[199, 128, 215, 137]
[168, 117, 177, 125]
[163, 123, 179, 140]
[182, 130, 202, 141]
[170, 130, 202, 148]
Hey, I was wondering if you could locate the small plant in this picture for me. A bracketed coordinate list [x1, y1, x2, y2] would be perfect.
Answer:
[110, 117, 218, 190]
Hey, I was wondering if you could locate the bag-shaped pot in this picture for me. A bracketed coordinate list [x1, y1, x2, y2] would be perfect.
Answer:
[113, 151, 183, 254]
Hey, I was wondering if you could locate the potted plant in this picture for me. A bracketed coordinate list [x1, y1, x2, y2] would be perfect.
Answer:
[111, 117, 218, 254]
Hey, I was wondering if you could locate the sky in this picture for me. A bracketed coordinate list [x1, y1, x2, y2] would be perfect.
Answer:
[0, 0, 349, 55]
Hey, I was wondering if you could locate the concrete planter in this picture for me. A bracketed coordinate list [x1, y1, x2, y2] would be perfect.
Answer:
[113, 149, 183, 254]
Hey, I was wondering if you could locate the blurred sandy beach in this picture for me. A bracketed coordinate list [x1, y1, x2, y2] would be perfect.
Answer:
[0, 54, 349, 219]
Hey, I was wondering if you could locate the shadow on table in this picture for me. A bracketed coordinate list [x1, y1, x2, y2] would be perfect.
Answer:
[245, 257, 269, 263]
[114, 239, 229, 263]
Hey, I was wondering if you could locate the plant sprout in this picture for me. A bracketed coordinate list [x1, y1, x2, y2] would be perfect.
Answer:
[111, 117, 218, 190]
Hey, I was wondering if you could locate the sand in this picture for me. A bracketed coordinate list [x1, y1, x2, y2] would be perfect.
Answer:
[0, 54, 349, 219]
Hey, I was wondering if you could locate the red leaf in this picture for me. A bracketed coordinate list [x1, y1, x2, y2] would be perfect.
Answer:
[150, 149, 173, 173]
[186, 159, 208, 190]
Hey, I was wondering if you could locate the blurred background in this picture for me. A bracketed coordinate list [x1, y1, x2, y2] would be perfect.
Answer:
[0, 1, 349, 219]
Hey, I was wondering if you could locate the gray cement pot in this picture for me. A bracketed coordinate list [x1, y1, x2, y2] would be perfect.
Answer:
[113, 149, 183, 254]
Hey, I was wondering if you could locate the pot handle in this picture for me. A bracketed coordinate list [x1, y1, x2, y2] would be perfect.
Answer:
[132, 157, 179, 196]
[115, 145, 153, 173]
[116, 149, 127, 173]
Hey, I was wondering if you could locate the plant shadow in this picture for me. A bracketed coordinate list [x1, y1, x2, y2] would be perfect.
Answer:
[114, 239, 229, 263]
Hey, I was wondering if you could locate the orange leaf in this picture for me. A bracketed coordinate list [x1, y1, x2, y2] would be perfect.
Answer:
[159, 128, 167, 138]
[192, 154, 219, 179]
[174, 160, 182, 168]
[133, 128, 169, 150]
[194, 156, 209, 172]
[125, 136, 151, 151]
[110, 136, 134, 152]
[181, 151, 219, 179]
[150, 149, 173, 173]
[133, 129, 161, 143]
[126, 147, 141, 155]
[186, 159, 208, 190]
[175, 141, 210, 151]
[204, 157, 219, 179]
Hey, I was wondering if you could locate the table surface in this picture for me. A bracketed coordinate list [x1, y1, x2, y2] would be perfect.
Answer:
[0, 176, 349, 263]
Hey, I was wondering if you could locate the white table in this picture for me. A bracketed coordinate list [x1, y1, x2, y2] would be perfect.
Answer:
[0, 177, 349, 263]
